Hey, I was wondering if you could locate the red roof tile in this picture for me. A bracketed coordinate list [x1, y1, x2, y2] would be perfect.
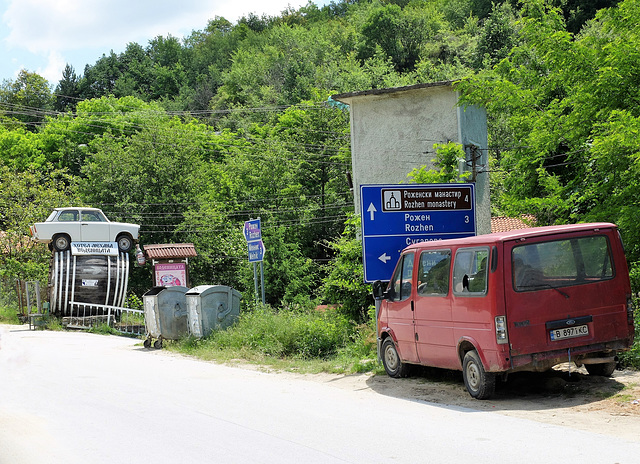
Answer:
[143, 243, 197, 259]
[490, 216, 536, 233]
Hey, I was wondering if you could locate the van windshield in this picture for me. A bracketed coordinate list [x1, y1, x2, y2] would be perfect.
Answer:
[512, 235, 613, 292]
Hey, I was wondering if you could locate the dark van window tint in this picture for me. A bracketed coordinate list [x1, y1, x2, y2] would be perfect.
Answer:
[390, 253, 414, 302]
[453, 248, 489, 295]
[512, 235, 613, 292]
[417, 250, 451, 296]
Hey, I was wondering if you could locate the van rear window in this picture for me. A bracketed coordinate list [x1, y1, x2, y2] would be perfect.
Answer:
[512, 235, 613, 292]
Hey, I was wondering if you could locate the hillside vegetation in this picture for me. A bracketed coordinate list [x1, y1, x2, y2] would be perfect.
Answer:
[1, 0, 639, 367]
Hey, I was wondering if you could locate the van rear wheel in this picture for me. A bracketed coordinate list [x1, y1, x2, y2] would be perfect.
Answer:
[381, 338, 409, 378]
[463, 350, 495, 399]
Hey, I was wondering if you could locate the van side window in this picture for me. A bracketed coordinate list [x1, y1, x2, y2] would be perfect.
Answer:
[389, 253, 414, 302]
[417, 250, 451, 296]
[453, 248, 489, 295]
[512, 235, 613, 291]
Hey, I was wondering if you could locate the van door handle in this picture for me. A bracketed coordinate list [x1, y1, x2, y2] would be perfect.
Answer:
[411, 301, 414, 311]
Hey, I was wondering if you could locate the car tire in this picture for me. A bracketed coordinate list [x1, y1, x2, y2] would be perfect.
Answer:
[381, 337, 409, 378]
[52, 234, 71, 252]
[462, 350, 495, 399]
[116, 234, 133, 253]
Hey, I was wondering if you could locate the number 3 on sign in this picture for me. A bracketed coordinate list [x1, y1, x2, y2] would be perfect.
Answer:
[464, 215, 469, 224]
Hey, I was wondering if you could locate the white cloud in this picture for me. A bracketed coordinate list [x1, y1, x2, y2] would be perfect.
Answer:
[40, 50, 66, 82]
[3, 0, 305, 52]
[1, 0, 309, 81]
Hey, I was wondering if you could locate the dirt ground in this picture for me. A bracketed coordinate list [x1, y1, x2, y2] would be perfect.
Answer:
[301, 364, 640, 442]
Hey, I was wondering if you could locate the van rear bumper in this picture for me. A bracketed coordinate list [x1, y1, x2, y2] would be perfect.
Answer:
[508, 339, 631, 373]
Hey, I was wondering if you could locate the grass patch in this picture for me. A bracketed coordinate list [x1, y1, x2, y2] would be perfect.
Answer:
[169, 305, 382, 375]
[0, 305, 21, 324]
[614, 393, 635, 403]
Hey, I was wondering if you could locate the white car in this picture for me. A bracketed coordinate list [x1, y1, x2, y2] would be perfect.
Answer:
[30, 207, 140, 252]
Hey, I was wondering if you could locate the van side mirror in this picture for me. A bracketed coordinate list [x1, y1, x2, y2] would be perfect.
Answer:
[372, 280, 387, 299]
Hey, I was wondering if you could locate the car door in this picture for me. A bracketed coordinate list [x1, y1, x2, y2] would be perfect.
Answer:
[79, 210, 110, 242]
[385, 252, 419, 363]
[413, 249, 453, 367]
[56, 209, 82, 242]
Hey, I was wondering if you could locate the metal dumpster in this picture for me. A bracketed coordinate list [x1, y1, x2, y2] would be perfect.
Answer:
[185, 285, 241, 338]
[143, 286, 189, 348]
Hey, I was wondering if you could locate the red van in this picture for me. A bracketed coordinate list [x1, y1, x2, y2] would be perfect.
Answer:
[373, 223, 635, 399]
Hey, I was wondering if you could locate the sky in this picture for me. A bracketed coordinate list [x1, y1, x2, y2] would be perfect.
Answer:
[0, 0, 328, 85]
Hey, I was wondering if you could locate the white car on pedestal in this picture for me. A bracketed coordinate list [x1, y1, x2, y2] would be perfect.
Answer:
[30, 207, 140, 252]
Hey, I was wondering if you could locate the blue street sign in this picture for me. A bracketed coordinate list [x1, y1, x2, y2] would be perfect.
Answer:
[244, 219, 261, 242]
[248, 239, 266, 262]
[360, 183, 476, 282]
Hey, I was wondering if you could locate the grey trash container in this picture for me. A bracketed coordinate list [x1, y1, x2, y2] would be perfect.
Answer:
[143, 286, 189, 348]
[186, 285, 241, 338]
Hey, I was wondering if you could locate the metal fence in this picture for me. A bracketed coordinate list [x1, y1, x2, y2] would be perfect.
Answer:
[65, 301, 145, 336]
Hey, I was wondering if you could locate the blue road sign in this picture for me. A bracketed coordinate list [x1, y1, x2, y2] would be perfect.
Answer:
[244, 219, 261, 242]
[248, 239, 266, 263]
[360, 183, 476, 282]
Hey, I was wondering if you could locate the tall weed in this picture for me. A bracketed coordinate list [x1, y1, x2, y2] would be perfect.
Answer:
[211, 306, 353, 359]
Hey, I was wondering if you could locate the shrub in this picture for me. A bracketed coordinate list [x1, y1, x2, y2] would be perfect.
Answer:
[210, 305, 354, 359]
[618, 294, 640, 369]
[320, 215, 372, 322]
[0, 304, 20, 324]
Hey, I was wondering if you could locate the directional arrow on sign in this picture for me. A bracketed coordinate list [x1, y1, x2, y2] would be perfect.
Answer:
[378, 253, 392, 263]
[367, 203, 377, 221]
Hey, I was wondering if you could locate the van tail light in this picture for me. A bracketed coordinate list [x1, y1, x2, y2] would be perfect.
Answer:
[495, 316, 509, 345]
[627, 295, 635, 324]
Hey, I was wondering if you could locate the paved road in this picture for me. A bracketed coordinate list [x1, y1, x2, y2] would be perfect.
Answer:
[2, 324, 640, 464]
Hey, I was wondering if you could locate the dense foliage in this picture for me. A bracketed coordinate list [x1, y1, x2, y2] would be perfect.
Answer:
[2, 0, 639, 337]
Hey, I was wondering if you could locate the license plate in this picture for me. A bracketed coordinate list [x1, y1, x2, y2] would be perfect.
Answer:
[549, 324, 589, 341]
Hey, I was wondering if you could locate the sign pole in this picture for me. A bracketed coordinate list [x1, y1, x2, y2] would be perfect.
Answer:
[260, 261, 265, 304]
[253, 262, 259, 305]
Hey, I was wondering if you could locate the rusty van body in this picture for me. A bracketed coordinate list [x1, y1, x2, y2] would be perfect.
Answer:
[373, 223, 635, 399]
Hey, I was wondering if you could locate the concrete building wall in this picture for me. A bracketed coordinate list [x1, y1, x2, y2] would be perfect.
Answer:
[333, 82, 491, 234]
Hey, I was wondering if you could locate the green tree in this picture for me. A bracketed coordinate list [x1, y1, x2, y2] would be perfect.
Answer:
[407, 142, 469, 184]
[0, 163, 77, 283]
[358, 3, 445, 73]
[41, 96, 169, 175]
[320, 215, 371, 322]
[474, 2, 519, 68]
[0, 125, 47, 170]
[457, 0, 640, 260]
[0, 70, 53, 130]
[54, 64, 81, 112]
[263, 93, 352, 260]
[78, 51, 122, 99]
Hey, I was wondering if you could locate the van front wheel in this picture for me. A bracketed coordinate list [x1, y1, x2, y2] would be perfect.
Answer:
[463, 350, 495, 399]
[381, 338, 409, 378]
